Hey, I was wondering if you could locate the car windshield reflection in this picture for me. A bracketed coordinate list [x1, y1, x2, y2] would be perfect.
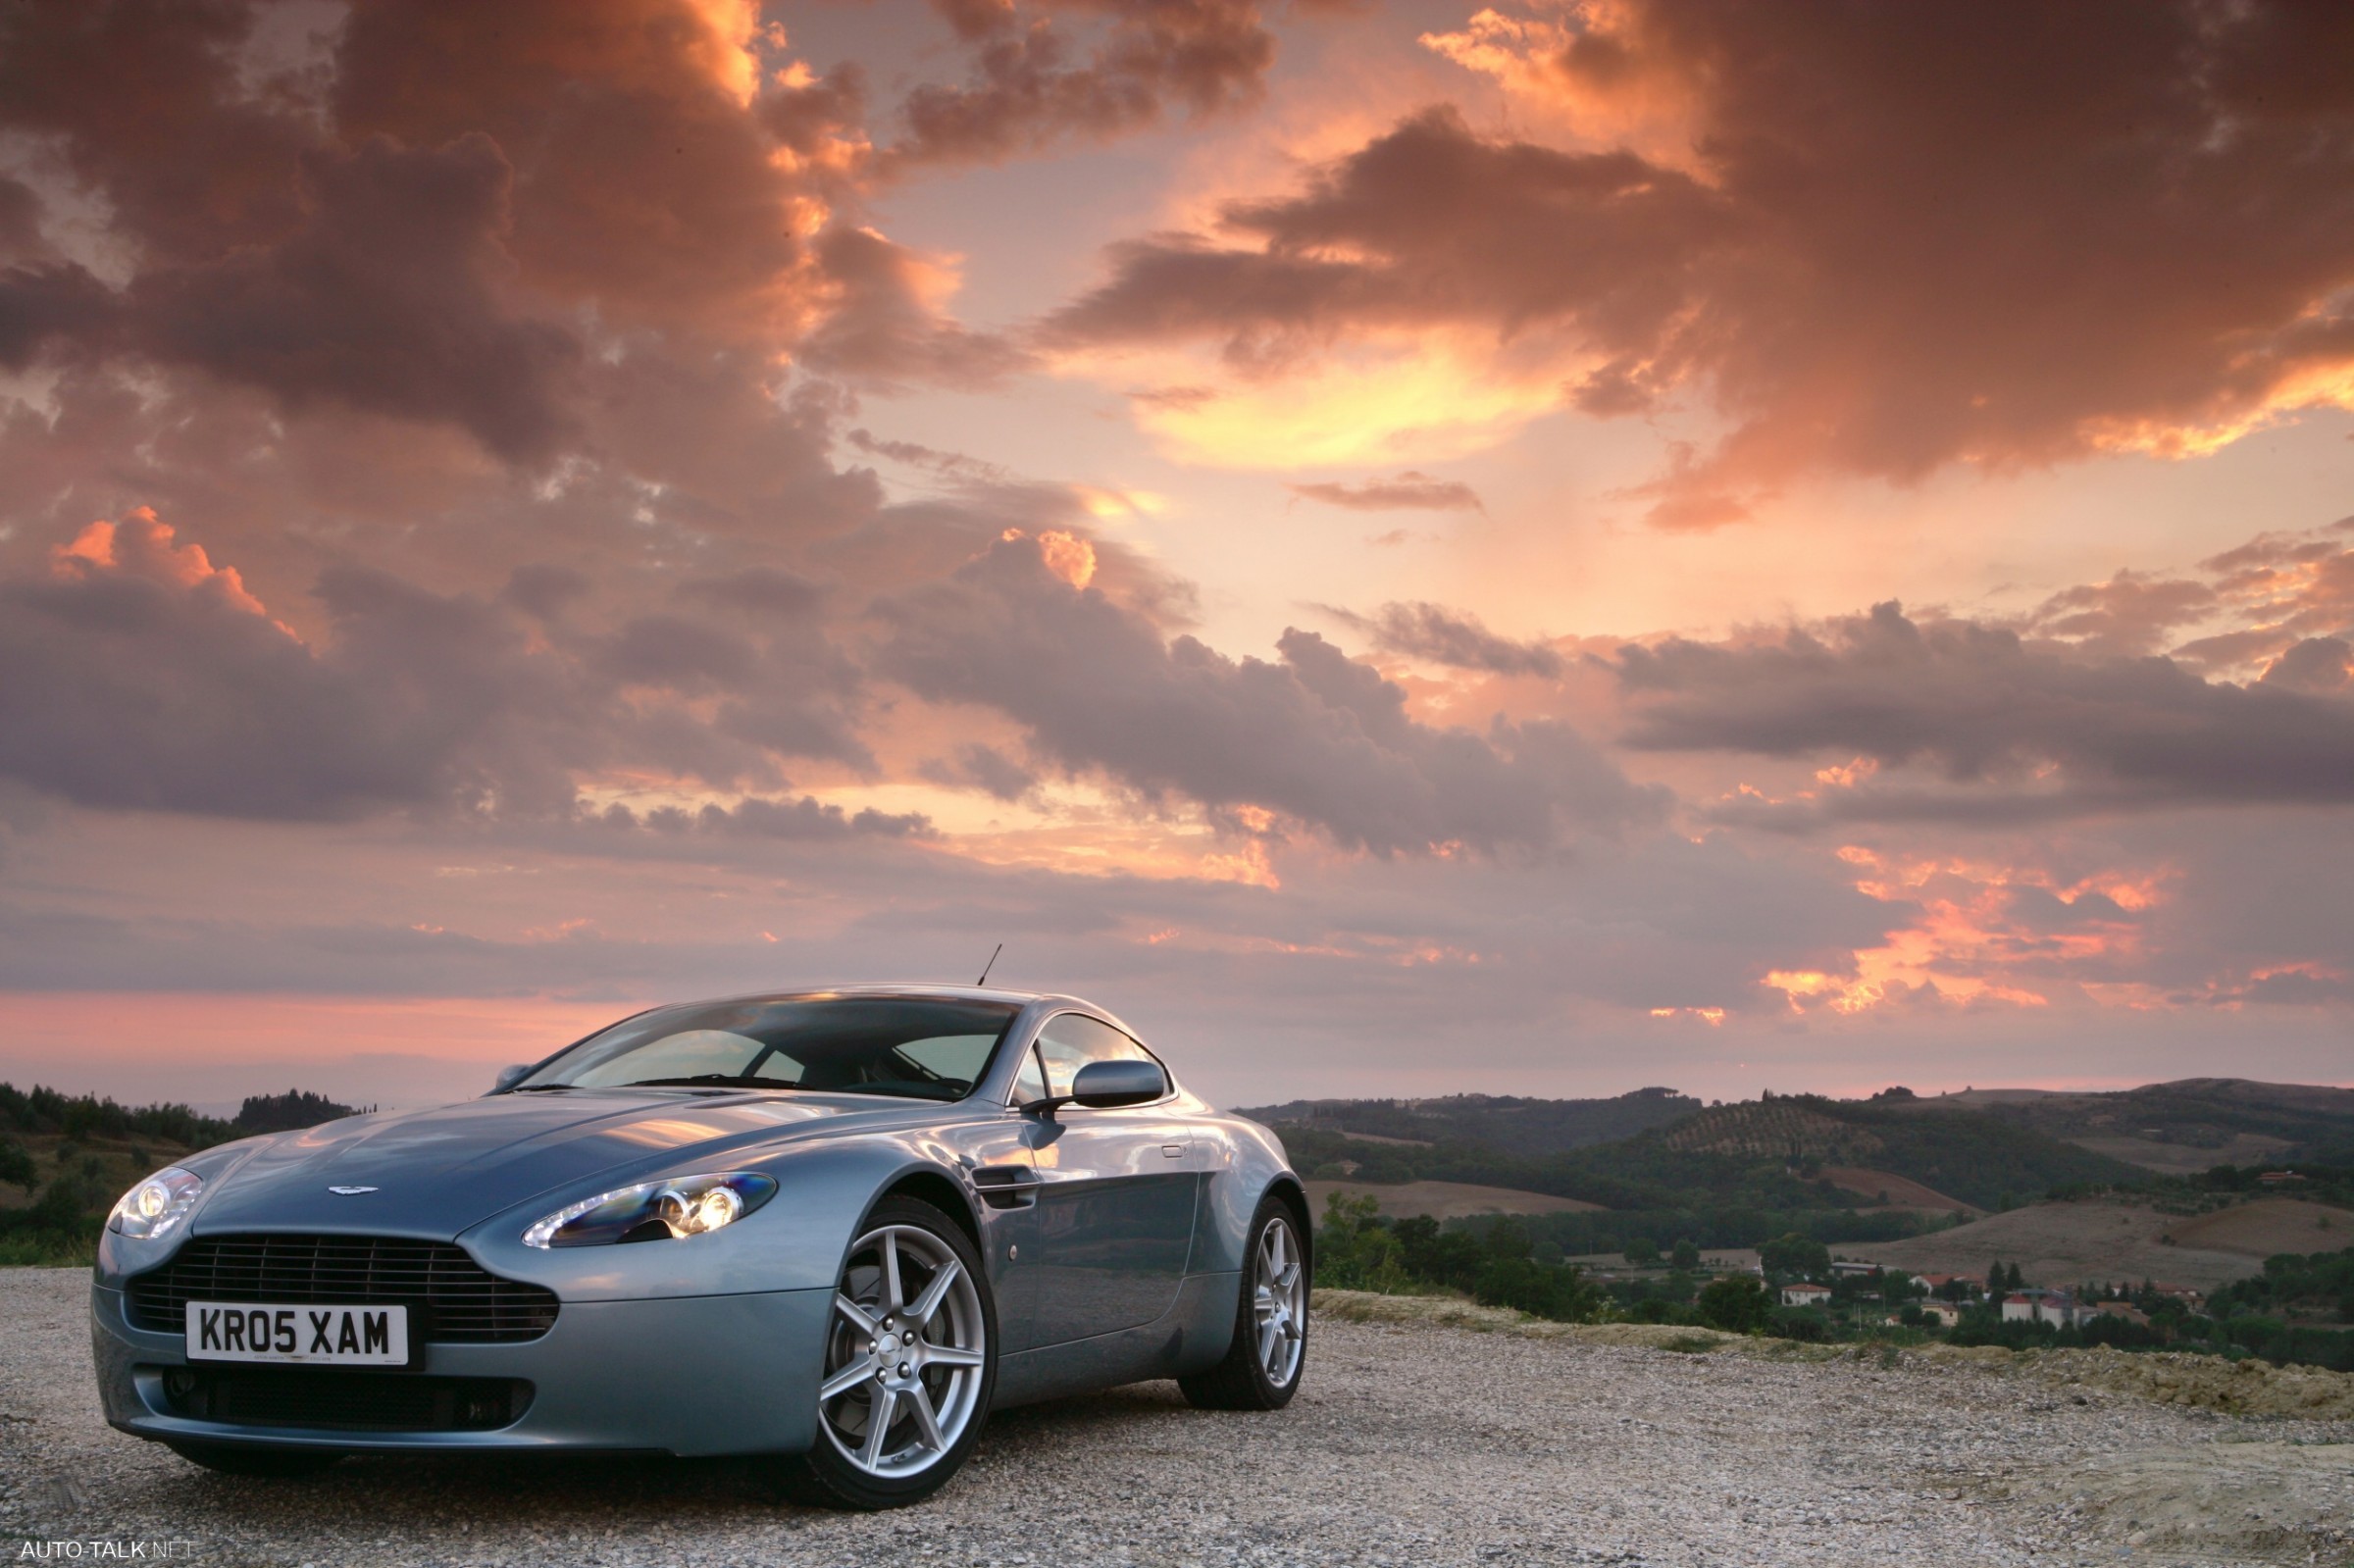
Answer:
[515, 996, 1021, 1103]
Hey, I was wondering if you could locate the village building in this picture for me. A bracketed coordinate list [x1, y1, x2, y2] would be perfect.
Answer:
[1780, 1282, 1834, 1307]
[2002, 1289, 2086, 1327]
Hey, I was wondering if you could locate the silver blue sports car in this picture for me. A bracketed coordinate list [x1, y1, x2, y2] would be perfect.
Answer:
[89, 986, 1311, 1508]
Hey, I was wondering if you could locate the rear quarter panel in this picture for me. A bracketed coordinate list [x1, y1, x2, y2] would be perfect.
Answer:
[1188, 1107, 1304, 1277]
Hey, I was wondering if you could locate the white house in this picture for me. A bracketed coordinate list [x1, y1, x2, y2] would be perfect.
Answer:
[1781, 1282, 1834, 1307]
[2001, 1289, 2083, 1327]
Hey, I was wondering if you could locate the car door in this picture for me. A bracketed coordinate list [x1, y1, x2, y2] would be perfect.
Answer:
[1020, 1014, 1200, 1345]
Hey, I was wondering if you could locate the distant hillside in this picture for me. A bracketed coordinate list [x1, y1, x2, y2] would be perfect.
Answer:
[1747, 1094, 2146, 1208]
[1845, 1196, 2354, 1294]
[1905, 1079, 2354, 1171]
[1234, 1088, 1701, 1157]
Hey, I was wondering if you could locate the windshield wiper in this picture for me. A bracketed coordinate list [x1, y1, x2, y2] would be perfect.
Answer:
[507, 1084, 575, 1092]
[619, 1074, 800, 1089]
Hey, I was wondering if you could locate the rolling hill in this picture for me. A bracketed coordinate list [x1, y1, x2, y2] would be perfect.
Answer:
[1303, 1179, 1607, 1221]
[1884, 1079, 2354, 1171]
[1235, 1087, 1701, 1157]
[1845, 1197, 2354, 1294]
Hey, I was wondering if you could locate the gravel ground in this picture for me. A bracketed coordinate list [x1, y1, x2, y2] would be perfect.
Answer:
[6, 1267, 2350, 1567]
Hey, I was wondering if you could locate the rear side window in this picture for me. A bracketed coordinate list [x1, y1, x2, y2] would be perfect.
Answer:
[1034, 1013, 1159, 1099]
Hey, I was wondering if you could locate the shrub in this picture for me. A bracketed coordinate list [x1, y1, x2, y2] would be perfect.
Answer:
[1697, 1275, 1772, 1333]
[1768, 1305, 1831, 1342]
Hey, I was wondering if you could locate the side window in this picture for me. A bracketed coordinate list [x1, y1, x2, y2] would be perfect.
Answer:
[1034, 1013, 1157, 1099]
[1010, 1043, 1049, 1107]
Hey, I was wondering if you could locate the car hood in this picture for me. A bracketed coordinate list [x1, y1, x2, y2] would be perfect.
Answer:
[189, 1089, 947, 1240]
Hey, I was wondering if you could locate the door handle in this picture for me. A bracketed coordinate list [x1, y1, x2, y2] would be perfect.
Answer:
[1161, 1144, 1187, 1158]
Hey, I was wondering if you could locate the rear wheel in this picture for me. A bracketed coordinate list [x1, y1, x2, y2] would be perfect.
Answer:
[782, 1196, 995, 1510]
[1181, 1194, 1307, 1411]
[165, 1441, 344, 1478]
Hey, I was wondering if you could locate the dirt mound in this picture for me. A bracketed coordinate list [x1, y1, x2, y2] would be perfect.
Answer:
[2011, 1442, 2354, 1564]
[1818, 1165, 1978, 1214]
[1303, 1178, 1603, 1220]
[1846, 1196, 2273, 1292]
[1313, 1290, 1746, 1350]
[2170, 1197, 2354, 1256]
[1317, 1289, 2354, 1422]
[1661, 1100, 1885, 1161]
[2050, 1347, 2354, 1421]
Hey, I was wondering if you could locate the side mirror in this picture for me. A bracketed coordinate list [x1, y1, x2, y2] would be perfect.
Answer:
[491, 1063, 533, 1093]
[1070, 1058, 1165, 1108]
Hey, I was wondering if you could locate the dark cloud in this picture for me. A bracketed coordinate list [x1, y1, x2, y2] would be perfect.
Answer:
[921, 742, 1038, 801]
[878, 534, 1660, 852]
[1045, 107, 1727, 372]
[0, 263, 117, 369]
[0, 508, 881, 820]
[135, 135, 581, 461]
[590, 614, 759, 693]
[1329, 602, 1564, 679]
[887, 0, 1276, 169]
[330, 0, 820, 337]
[1616, 600, 2354, 822]
[1051, 2, 2354, 521]
[501, 564, 590, 622]
[0, 523, 571, 819]
[0, 0, 312, 259]
[2262, 636, 2352, 693]
[606, 796, 934, 841]
[679, 567, 827, 617]
[2021, 572, 2220, 659]
[1287, 472, 1484, 513]
[795, 226, 1033, 390]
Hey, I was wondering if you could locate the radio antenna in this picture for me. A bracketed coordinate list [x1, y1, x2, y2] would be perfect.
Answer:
[975, 942, 1003, 987]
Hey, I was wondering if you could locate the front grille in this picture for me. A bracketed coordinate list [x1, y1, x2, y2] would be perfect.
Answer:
[159, 1366, 531, 1432]
[126, 1235, 559, 1343]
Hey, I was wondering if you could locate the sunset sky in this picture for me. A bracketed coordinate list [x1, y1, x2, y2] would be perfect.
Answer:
[1, 0, 2350, 1112]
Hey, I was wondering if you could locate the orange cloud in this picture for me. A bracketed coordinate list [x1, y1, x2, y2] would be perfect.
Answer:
[51, 508, 269, 619]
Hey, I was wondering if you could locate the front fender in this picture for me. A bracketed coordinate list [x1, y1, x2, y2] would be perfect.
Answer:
[461, 1138, 977, 1301]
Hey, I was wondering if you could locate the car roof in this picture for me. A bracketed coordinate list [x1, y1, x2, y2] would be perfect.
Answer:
[661, 983, 1081, 1010]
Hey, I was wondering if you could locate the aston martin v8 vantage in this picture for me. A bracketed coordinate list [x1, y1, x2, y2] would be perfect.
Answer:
[90, 986, 1310, 1507]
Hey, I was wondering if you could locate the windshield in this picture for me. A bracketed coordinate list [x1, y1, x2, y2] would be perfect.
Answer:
[516, 996, 1021, 1102]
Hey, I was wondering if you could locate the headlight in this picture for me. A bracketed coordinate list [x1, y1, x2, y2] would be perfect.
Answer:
[523, 1172, 777, 1249]
[108, 1167, 204, 1241]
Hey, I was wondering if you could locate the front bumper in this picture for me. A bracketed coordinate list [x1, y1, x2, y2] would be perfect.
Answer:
[91, 1281, 832, 1456]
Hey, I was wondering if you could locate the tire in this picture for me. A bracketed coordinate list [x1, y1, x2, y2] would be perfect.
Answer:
[165, 1441, 344, 1478]
[1181, 1193, 1307, 1411]
[781, 1195, 997, 1510]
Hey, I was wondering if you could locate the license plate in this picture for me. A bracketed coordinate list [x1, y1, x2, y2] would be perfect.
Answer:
[185, 1302, 409, 1365]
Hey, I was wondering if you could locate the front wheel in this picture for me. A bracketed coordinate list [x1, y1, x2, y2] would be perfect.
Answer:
[781, 1195, 996, 1510]
[1181, 1195, 1307, 1410]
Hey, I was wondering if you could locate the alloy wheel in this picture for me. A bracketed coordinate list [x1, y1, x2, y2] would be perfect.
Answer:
[1253, 1214, 1305, 1387]
[819, 1223, 988, 1479]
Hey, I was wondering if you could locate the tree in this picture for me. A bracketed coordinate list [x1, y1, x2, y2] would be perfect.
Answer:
[1697, 1275, 1772, 1333]
[1671, 1238, 1700, 1270]
[1623, 1236, 1660, 1266]
[1759, 1232, 1831, 1281]
[0, 1137, 36, 1196]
